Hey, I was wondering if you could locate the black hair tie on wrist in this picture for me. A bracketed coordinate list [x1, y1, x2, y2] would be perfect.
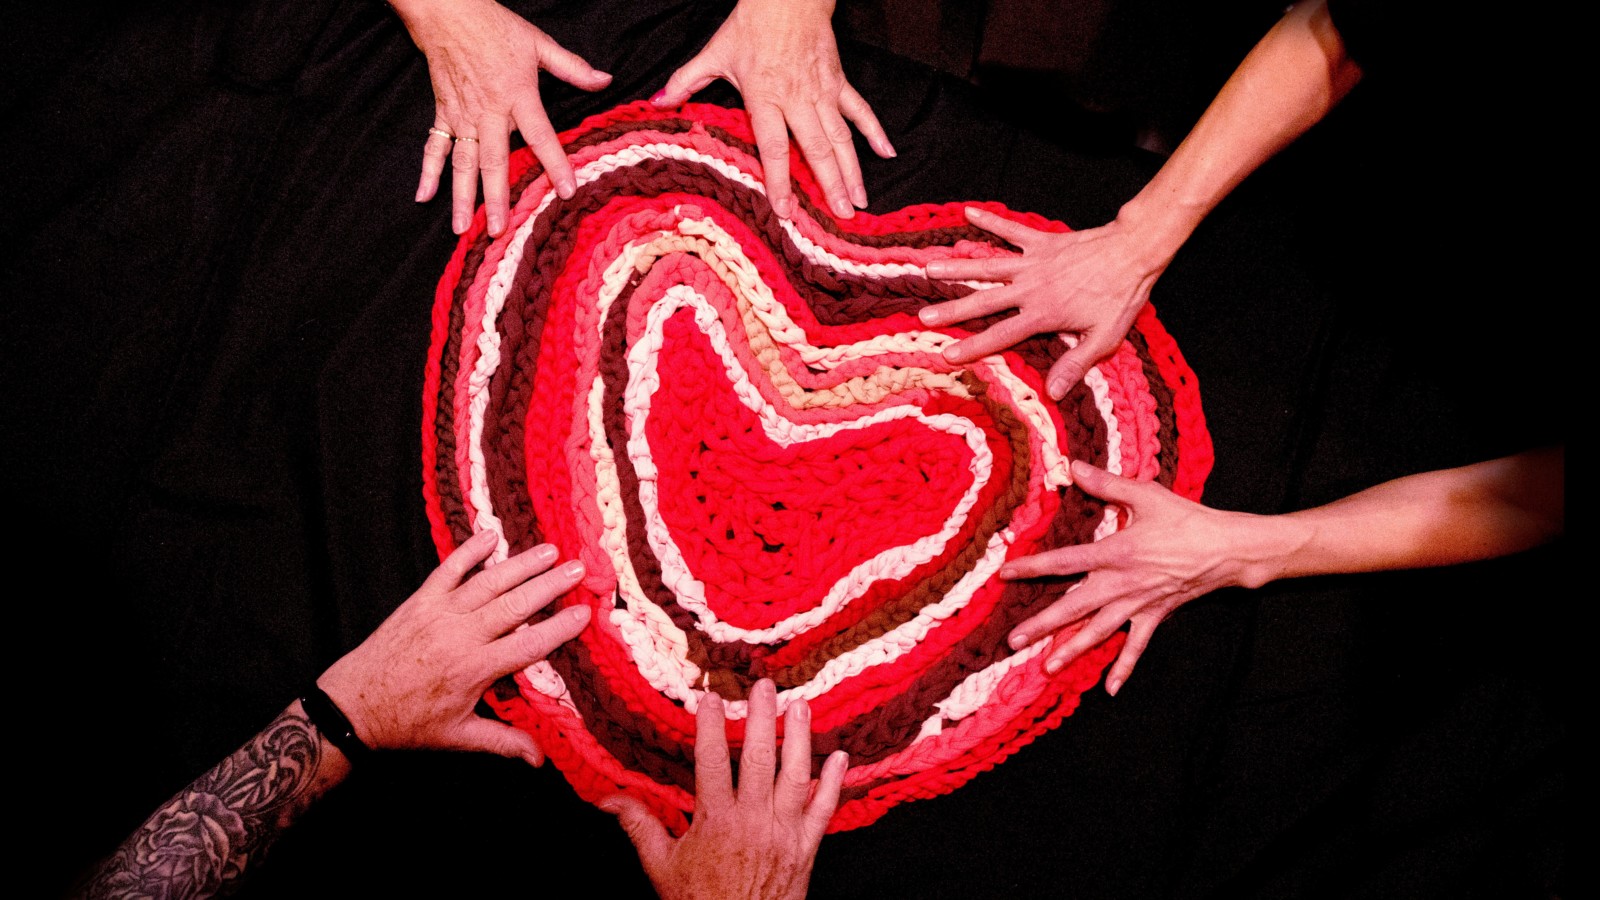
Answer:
[300, 686, 372, 762]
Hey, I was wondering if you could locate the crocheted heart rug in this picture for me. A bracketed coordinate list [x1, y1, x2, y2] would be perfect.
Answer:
[421, 101, 1211, 832]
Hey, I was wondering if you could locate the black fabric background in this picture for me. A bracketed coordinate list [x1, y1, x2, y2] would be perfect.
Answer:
[3, 2, 1569, 897]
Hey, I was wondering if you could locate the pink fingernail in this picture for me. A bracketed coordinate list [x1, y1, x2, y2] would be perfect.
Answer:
[792, 699, 810, 723]
[850, 186, 868, 209]
[566, 605, 591, 624]
[650, 89, 667, 104]
[1008, 632, 1028, 650]
[561, 560, 585, 578]
[1107, 677, 1123, 696]
[1045, 657, 1063, 675]
[998, 566, 1016, 580]
[776, 197, 795, 219]
[1049, 378, 1067, 399]
[831, 198, 854, 218]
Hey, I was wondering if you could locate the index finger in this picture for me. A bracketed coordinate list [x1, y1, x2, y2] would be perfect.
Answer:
[513, 95, 575, 200]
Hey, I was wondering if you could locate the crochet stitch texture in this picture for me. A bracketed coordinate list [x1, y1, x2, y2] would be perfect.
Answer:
[422, 102, 1212, 832]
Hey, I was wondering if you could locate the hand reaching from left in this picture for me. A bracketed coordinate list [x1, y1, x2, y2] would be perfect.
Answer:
[602, 679, 848, 900]
[317, 529, 591, 766]
[393, 0, 612, 236]
[652, 0, 894, 221]
[999, 460, 1286, 694]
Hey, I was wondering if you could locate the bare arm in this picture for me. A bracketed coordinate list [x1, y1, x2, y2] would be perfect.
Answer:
[923, 0, 1364, 399]
[1001, 447, 1565, 693]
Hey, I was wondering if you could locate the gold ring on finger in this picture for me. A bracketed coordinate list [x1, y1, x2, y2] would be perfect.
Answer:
[428, 127, 454, 141]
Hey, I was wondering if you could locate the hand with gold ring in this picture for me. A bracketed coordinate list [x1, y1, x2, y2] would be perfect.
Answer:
[392, 0, 612, 237]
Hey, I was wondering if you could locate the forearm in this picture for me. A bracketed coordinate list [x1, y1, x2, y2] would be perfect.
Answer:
[1252, 447, 1566, 584]
[79, 701, 352, 899]
[1114, 0, 1362, 267]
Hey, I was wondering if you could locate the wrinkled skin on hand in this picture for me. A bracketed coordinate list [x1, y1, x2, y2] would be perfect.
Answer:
[652, 0, 894, 221]
[317, 530, 591, 766]
[921, 207, 1169, 400]
[396, 0, 612, 236]
[999, 460, 1279, 694]
[602, 679, 848, 900]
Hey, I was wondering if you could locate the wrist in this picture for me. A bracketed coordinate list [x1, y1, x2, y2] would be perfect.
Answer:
[1228, 511, 1311, 590]
[1109, 193, 1199, 276]
[307, 675, 377, 759]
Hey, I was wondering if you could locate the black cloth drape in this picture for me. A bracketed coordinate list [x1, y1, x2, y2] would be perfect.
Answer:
[4, 2, 1567, 897]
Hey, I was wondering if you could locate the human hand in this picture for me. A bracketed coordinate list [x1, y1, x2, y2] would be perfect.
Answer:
[394, 0, 612, 236]
[999, 460, 1283, 694]
[652, 0, 894, 220]
[920, 207, 1173, 400]
[601, 679, 848, 900]
[316, 530, 590, 766]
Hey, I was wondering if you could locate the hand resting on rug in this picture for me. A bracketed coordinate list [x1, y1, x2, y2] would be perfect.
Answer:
[602, 679, 849, 900]
[76, 530, 592, 898]
[394, 0, 614, 237]
[651, 0, 895, 222]
[921, 0, 1361, 400]
[999, 448, 1565, 696]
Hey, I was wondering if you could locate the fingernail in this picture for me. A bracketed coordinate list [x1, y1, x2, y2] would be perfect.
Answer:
[1048, 378, 1067, 399]
[998, 566, 1016, 580]
[566, 605, 592, 624]
[828, 750, 849, 772]
[592, 69, 612, 81]
[776, 197, 794, 219]
[943, 344, 961, 362]
[792, 699, 810, 723]
[831, 197, 854, 218]
[1107, 677, 1122, 696]
[923, 262, 945, 279]
[1045, 657, 1063, 675]
[1008, 632, 1028, 650]
[561, 560, 585, 578]
[488, 214, 503, 236]
[850, 185, 868, 209]
[877, 138, 897, 158]
[452, 214, 467, 234]
[472, 530, 497, 545]
[649, 89, 667, 104]
[557, 178, 575, 200]
[534, 543, 559, 562]
[597, 797, 621, 814]
[415, 186, 427, 202]
[919, 308, 938, 324]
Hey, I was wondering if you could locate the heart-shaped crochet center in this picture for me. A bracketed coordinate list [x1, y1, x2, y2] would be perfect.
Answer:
[422, 102, 1212, 833]
[647, 308, 979, 632]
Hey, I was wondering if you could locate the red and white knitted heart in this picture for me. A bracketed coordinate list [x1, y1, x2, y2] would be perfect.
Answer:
[421, 102, 1211, 832]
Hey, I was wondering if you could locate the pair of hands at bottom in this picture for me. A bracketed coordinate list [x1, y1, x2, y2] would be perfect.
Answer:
[320, 529, 845, 899]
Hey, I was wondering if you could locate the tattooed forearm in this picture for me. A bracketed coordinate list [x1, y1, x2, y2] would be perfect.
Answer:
[82, 705, 338, 899]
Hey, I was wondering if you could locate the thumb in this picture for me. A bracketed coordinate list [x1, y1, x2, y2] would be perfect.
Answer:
[1045, 334, 1115, 400]
[538, 38, 612, 91]
[457, 717, 546, 767]
[599, 794, 673, 870]
[653, 54, 719, 107]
